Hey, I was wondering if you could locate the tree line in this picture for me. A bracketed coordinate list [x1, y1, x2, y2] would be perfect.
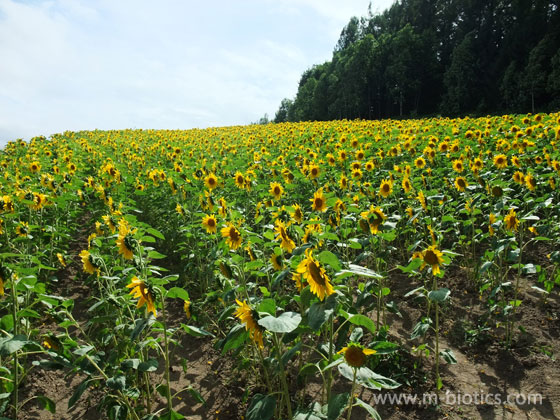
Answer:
[274, 0, 560, 123]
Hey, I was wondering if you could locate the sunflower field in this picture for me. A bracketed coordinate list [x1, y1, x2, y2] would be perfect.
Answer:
[1, 113, 560, 420]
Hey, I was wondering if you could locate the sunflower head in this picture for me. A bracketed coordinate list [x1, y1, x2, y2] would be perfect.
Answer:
[338, 343, 376, 368]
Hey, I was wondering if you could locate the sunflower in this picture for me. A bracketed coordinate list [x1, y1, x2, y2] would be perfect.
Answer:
[339, 175, 349, 190]
[504, 208, 519, 231]
[102, 215, 117, 234]
[454, 177, 468, 192]
[361, 205, 386, 234]
[489, 213, 497, 236]
[417, 245, 444, 276]
[29, 161, 41, 173]
[127, 276, 157, 316]
[269, 182, 284, 200]
[275, 220, 296, 252]
[116, 219, 136, 260]
[513, 171, 525, 184]
[296, 249, 334, 301]
[56, 253, 66, 267]
[234, 171, 245, 188]
[402, 177, 412, 193]
[221, 223, 242, 249]
[202, 214, 218, 234]
[311, 189, 327, 212]
[414, 157, 426, 169]
[308, 164, 320, 180]
[0, 272, 4, 297]
[176, 203, 184, 215]
[79, 249, 99, 275]
[291, 204, 303, 223]
[235, 299, 264, 348]
[493, 154, 508, 169]
[292, 272, 304, 292]
[379, 179, 393, 198]
[338, 343, 376, 368]
[204, 173, 218, 190]
[525, 173, 536, 191]
[472, 157, 484, 171]
[184, 300, 191, 319]
[15, 221, 29, 237]
[452, 159, 464, 173]
[271, 253, 283, 271]
[417, 190, 427, 210]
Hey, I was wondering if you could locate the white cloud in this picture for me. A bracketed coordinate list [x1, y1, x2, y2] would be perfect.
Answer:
[0, 0, 394, 145]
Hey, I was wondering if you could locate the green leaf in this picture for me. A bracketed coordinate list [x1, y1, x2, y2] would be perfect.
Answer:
[327, 393, 349, 420]
[68, 379, 92, 408]
[281, 342, 302, 366]
[347, 314, 376, 334]
[147, 250, 166, 259]
[307, 296, 335, 331]
[166, 287, 189, 301]
[73, 345, 94, 356]
[370, 341, 399, 354]
[411, 318, 432, 339]
[107, 375, 126, 391]
[0, 315, 14, 332]
[121, 359, 141, 370]
[338, 264, 382, 279]
[182, 325, 214, 337]
[258, 298, 276, 316]
[220, 324, 248, 354]
[428, 288, 450, 303]
[354, 398, 381, 420]
[146, 227, 165, 240]
[138, 360, 158, 372]
[159, 409, 185, 420]
[246, 394, 276, 420]
[37, 395, 56, 413]
[0, 335, 30, 356]
[258, 312, 301, 333]
[318, 251, 342, 271]
[440, 349, 457, 364]
[187, 386, 205, 404]
[338, 363, 401, 390]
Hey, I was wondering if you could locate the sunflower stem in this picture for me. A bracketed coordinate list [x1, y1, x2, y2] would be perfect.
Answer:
[273, 333, 292, 419]
[346, 368, 357, 420]
[10, 274, 19, 420]
[160, 291, 173, 414]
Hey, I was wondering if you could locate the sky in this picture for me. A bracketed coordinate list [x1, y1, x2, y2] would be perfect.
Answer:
[0, 0, 395, 146]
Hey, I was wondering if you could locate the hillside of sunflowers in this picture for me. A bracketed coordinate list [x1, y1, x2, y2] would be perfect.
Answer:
[1, 113, 559, 420]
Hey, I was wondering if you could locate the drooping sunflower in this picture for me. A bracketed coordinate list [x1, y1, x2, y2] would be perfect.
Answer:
[291, 204, 303, 223]
[493, 154, 508, 169]
[204, 173, 218, 190]
[235, 299, 264, 348]
[79, 249, 100, 275]
[221, 223, 242, 249]
[127, 276, 156, 316]
[454, 177, 468, 192]
[102, 214, 117, 234]
[504, 208, 519, 231]
[512, 171, 525, 185]
[269, 182, 284, 200]
[275, 220, 296, 252]
[270, 253, 283, 271]
[419, 245, 444, 276]
[525, 173, 536, 191]
[489, 213, 497, 236]
[183, 300, 191, 319]
[338, 343, 376, 368]
[116, 219, 136, 260]
[15, 221, 29, 237]
[56, 253, 66, 267]
[297, 249, 334, 301]
[310, 189, 327, 212]
[202, 214, 217, 234]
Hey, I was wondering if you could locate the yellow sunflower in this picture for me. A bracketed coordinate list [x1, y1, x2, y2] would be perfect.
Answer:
[454, 177, 468, 192]
[311, 189, 327, 212]
[452, 159, 464, 173]
[221, 223, 242, 250]
[418, 245, 444, 276]
[379, 179, 393, 198]
[512, 171, 525, 184]
[275, 220, 296, 252]
[234, 171, 245, 188]
[291, 204, 304, 223]
[202, 214, 218, 234]
[525, 173, 536, 191]
[269, 182, 284, 200]
[338, 344, 376, 368]
[116, 219, 136, 260]
[204, 173, 218, 190]
[270, 253, 283, 271]
[402, 177, 412, 193]
[296, 249, 334, 301]
[15, 221, 29, 237]
[79, 250, 99, 275]
[493, 154, 508, 169]
[235, 299, 264, 348]
[127, 276, 157, 316]
[504, 208, 519, 231]
[415, 157, 426, 169]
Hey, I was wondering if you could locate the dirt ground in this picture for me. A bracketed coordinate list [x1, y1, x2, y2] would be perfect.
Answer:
[16, 236, 560, 420]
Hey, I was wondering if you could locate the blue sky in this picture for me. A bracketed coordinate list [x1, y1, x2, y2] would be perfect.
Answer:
[0, 0, 394, 146]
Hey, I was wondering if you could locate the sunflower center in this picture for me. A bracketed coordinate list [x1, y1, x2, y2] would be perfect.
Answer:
[308, 261, 326, 286]
[344, 346, 367, 367]
[424, 250, 439, 266]
[314, 197, 323, 208]
[274, 186, 281, 195]
[229, 228, 239, 241]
